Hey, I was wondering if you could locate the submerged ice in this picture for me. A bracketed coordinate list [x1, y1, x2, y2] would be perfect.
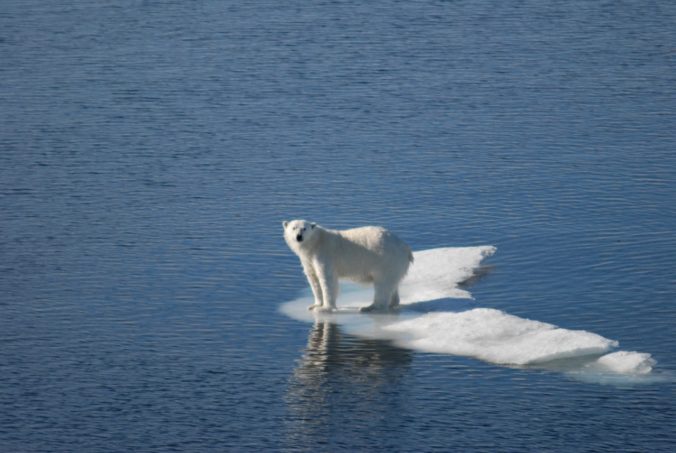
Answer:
[280, 247, 659, 380]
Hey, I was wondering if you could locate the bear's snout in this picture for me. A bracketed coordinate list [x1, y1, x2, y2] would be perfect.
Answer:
[296, 234, 303, 242]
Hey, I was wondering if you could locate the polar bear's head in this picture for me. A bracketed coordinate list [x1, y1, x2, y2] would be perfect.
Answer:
[283, 219, 319, 254]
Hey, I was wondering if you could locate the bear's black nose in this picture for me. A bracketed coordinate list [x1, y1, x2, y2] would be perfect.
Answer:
[296, 234, 303, 242]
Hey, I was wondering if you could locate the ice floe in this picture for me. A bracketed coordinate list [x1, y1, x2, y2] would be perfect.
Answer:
[280, 247, 664, 384]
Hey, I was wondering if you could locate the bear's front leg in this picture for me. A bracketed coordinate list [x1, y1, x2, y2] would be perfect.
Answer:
[302, 259, 323, 311]
[314, 260, 338, 311]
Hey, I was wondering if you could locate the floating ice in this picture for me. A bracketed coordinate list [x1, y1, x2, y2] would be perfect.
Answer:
[399, 246, 496, 303]
[383, 308, 618, 365]
[592, 351, 656, 375]
[280, 247, 663, 383]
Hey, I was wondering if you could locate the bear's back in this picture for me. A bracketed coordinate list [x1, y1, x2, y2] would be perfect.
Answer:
[339, 225, 387, 248]
[337, 225, 410, 257]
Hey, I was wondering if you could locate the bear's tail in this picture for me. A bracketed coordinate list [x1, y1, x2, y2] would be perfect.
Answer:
[408, 247, 414, 263]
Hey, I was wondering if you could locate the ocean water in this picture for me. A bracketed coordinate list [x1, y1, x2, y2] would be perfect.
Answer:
[1, 0, 676, 451]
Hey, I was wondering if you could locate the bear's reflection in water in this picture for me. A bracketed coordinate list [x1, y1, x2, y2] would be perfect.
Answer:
[284, 321, 412, 449]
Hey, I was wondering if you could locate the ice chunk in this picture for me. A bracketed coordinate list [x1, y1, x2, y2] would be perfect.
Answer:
[400, 246, 496, 303]
[383, 308, 618, 365]
[593, 351, 656, 375]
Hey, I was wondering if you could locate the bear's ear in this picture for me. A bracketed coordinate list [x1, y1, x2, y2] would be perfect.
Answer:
[283, 220, 289, 229]
[310, 222, 317, 229]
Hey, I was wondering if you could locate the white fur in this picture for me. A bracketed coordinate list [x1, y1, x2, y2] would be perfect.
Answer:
[283, 220, 413, 312]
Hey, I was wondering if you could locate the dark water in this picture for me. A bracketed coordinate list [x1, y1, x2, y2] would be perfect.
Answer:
[2, 0, 676, 451]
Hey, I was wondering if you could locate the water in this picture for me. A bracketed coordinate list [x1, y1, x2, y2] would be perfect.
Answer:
[1, 0, 675, 451]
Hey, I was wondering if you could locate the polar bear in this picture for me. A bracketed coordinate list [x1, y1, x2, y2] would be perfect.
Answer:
[283, 220, 414, 312]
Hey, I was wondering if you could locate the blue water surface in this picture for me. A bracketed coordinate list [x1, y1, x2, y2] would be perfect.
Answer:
[1, 1, 675, 451]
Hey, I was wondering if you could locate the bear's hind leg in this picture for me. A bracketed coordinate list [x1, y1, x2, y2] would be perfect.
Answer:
[389, 290, 400, 310]
[361, 280, 395, 313]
